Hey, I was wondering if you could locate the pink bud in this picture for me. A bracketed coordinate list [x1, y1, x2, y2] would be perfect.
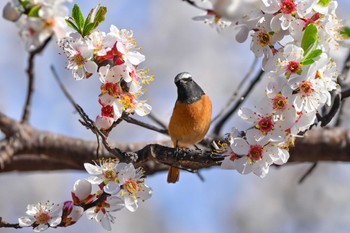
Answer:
[95, 115, 114, 130]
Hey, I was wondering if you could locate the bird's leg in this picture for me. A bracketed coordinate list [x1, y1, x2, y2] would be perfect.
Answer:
[174, 140, 180, 160]
[193, 144, 200, 150]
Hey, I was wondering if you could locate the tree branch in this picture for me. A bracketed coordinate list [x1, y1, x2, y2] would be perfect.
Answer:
[1, 111, 350, 175]
[212, 69, 264, 135]
[21, 36, 52, 123]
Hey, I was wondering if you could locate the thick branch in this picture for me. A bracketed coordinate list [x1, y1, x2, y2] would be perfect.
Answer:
[289, 127, 350, 162]
[1, 109, 350, 175]
[0, 112, 20, 137]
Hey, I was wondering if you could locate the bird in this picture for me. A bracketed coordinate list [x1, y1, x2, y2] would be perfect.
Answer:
[167, 72, 212, 183]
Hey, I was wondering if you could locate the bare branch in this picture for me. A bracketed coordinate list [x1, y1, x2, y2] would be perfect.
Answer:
[1, 109, 350, 177]
[212, 58, 259, 123]
[0, 218, 21, 229]
[298, 162, 317, 184]
[121, 113, 168, 135]
[212, 69, 264, 135]
[0, 112, 20, 137]
[21, 36, 52, 123]
[289, 127, 350, 162]
[147, 112, 168, 130]
[181, 0, 209, 11]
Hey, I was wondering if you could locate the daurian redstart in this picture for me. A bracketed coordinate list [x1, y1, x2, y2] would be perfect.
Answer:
[167, 72, 212, 183]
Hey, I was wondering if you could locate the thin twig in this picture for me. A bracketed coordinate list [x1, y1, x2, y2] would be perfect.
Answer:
[334, 50, 350, 126]
[121, 113, 168, 135]
[320, 92, 341, 127]
[50, 65, 168, 160]
[182, 0, 209, 11]
[21, 36, 52, 123]
[51, 65, 121, 158]
[298, 162, 317, 184]
[50, 65, 80, 110]
[212, 58, 259, 123]
[213, 69, 264, 135]
[147, 112, 167, 130]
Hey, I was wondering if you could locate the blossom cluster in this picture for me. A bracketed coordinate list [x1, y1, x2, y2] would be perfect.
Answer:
[58, 5, 153, 130]
[3, 0, 69, 51]
[197, 0, 344, 177]
[18, 159, 152, 231]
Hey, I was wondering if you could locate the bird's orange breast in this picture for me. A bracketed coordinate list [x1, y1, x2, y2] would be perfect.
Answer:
[168, 95, 212, 147]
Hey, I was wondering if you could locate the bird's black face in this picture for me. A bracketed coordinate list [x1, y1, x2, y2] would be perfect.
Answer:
[174, 72, 205, 104]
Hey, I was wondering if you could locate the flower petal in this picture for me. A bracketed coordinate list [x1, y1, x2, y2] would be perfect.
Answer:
[137, 185, 152, 201]
[34, 224, 49, 232]
[126, 52, 145, 66]
[85, 60, 98, 74]
[231, 138, 249, 155]
[104, 182, 121, 195]
[124, 196, 138, 212]
[48, 217, 62, 227]
[84, 163, 102, 175]
[18, 216, 34, 227]
[233, 157, 253, 174]
[135, 102, 152, 116]
[221, 157, 235, 170]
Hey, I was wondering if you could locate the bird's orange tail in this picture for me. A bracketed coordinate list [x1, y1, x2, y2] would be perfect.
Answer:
[167, 167, 180, 183]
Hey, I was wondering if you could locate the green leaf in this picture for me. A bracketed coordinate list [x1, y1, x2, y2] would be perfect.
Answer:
[72, 4, 84, 30]
[93, 6, 107, 29]
[19, 0, 30, 10]
[85, 6, 96, 25]
[301, 59, 316, 65]
[82, 22, 95, 37]
[341, 27, 350, 38]
[317, 0, 331, 7]
[27, 4, 41, 17]
[65, 18, 80, 32]
[301, 49, 322, 65]
[83, 5, 107, 37]
[302, 49, 322, 65]
[301, 24, 319, 56]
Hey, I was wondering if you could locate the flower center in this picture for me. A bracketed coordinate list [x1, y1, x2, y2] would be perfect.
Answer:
[272, 94, 288, 111]
[248, 145, 263, 162]
[44, 18, 55, 29]
[287, 60, 301, 74]
[280, 0, 297, 15]
[35, 211, 51, 225]
[72, 53, 85, 67]
[121, 94, 136, 110]
[124, 179, 140, 196]
[258, 31, 270, 47]
[103, 169, 117, 181]
[101, 82, 121, 97]
[257, 117, 274, 134]
[299, 80, 313, 96]
[101, 105, 114, 118]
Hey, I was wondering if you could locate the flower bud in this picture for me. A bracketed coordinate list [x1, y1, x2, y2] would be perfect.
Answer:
[62, 201, 84, 226]
[72, 179, 92, 204]
[3, 2, 22, 22]
[95, 115, 114, 130]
